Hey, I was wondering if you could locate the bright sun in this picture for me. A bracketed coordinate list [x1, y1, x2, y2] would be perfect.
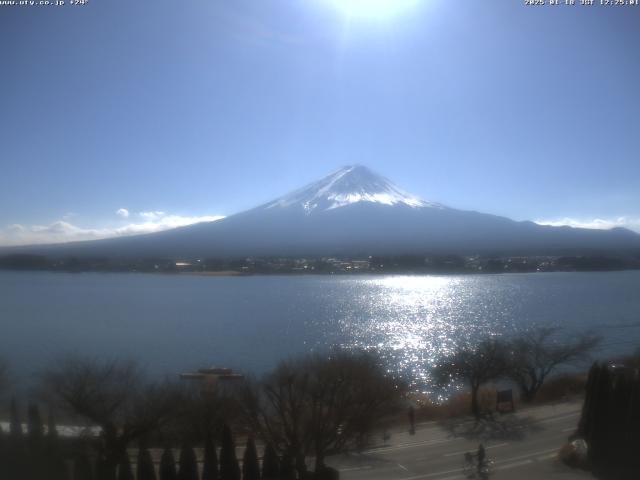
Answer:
[329, 0, 419, 19]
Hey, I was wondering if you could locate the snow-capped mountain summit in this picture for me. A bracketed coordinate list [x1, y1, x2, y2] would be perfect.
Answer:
[263, 165, 443, 213]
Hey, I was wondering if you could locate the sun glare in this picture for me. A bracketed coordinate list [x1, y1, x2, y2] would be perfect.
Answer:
[328, 0, 420, 19]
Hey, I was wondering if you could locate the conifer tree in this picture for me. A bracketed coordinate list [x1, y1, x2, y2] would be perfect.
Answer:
[9, 398, 22, 440]
[160, 448, 178, 480]
[97, 452, 118, 480]
[202, 434, 219, 480]
[47, 410, 58, 441]
[118, 453, 135, 480]
[587, 366, 611, 465]
[74, 453, 94, 480]
[610, 373, 631, 467]
[28, 404, 43, 435]
[578, 364, 640, 475]
[27, 404, 44, 445]
[578, 362, 600, 438]
[261, 443, 279, 480]
[46, 409, 59, 454]
[137, 444, 157, 480]
[95, 454, 107, 480]
[242, 437, 260, 480]
[219, 425, 240, 480]
[27, 405, 46, 480]
[628, 372, 640, 473]
[178, 444, 199, 480]
[46, 410, 67, 480]
[7, 398, 25, 480]
[279, 451, 296, 480]
[0, 427, 5, 480]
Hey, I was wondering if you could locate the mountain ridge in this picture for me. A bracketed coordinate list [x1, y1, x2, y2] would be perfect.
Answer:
[2, 166, 639, 259]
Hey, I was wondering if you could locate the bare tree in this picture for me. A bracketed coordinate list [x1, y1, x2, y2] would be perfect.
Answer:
[41, 356, 184, 478]
[433, 339, 509, 418]
[241, 352, 403, 475]
[506, 327, 600, 402]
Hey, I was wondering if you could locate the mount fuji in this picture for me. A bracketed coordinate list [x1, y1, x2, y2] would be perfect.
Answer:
[7, 165, 640, 258]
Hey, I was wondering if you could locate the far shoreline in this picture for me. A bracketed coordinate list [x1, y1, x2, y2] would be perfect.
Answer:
[2, 252, 639, 276]
[1, 266, 640, 278]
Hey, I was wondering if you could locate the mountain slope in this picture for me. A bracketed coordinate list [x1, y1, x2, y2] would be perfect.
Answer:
[5, 166, 640, 259]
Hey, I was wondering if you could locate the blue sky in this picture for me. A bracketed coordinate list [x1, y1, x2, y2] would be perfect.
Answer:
[1, 0, 639, 245]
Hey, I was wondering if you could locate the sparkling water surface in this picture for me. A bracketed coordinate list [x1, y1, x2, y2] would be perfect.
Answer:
[1, 271, 639, 390]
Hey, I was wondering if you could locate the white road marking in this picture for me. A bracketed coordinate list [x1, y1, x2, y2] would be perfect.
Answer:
[416, 420, 437, 427]
[537, 412, 580, 424]
[536, 453, 557, 461]
[399, 466, 465, 480]
[442, 442, 509, 457]
[397, 463, 410, 471]
[367, 437, 457, 454]
[338, 465, 373, 472]
[493, 447, 558, 464]
[494, 459, 534, 470]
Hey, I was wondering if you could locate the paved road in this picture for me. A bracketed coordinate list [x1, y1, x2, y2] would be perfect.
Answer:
[328, 401, 593, 480]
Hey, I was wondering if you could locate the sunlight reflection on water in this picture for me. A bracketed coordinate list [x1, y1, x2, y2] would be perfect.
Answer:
[325, 275, 526, 391]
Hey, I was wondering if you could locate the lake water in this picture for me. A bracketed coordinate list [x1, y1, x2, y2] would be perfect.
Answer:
[1, 271, 639, 390]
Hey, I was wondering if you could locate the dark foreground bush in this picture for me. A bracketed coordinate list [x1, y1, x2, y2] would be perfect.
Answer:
[576, 363, 640, 479]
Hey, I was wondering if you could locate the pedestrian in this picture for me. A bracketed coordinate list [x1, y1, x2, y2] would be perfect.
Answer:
[477, 444, 486, 475]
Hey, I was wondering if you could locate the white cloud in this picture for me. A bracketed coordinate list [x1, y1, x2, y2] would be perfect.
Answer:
[116, 208, 130, 218]
[534, 216, 640, 233]
[139, 211, 165, 220]
[0, 213, 225, 247]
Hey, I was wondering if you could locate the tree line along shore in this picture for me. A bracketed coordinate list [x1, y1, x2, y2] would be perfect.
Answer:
[1, 253, 640, 275]
[0, 328, 638, 480]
